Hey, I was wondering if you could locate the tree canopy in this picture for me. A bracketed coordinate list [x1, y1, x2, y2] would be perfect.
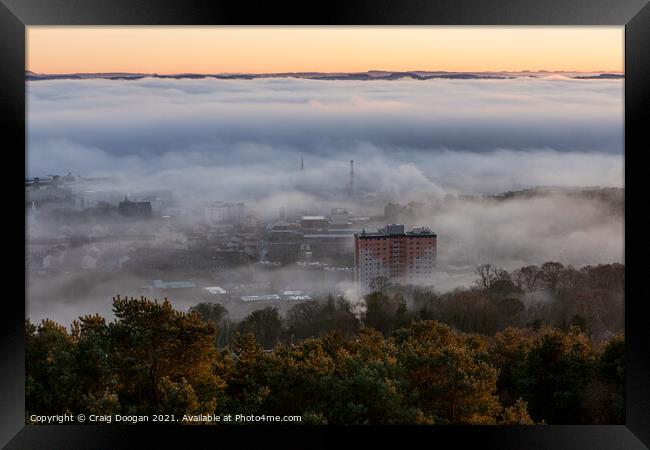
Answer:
[26, 268, 624, 425]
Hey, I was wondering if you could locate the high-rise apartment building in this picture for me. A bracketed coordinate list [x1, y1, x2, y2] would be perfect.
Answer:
[354, 224, 436, 289]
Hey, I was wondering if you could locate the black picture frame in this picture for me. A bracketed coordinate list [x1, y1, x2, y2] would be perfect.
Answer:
[2, 0, 648, 448]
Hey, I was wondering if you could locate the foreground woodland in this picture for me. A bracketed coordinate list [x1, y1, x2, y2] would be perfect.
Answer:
[26, 262, 624, 424]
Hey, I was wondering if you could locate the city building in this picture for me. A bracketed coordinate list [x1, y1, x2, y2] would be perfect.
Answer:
[25, 175, 74, 205]
[203, 286, 228, 295]
[354, 224, 437, 290]
[240, 294, 281, 302]
[281, 290, 312, 301]
[300, 216, 329, 230]
[152, 279, 196, 291]
[265, 210, 372, 265]
[124, 248, 249, 273]
[118, 197, 153, 218]
[330, 208, 350, 221]
[205, 201, 245, 225]
[266, 227, 304, 264]
[302, 228, 362, 264]
[74, 189, 125, 210]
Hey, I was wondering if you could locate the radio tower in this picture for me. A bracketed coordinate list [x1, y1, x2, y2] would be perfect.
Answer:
[301, 156, 304, 170]
[349, 159, 354, 196]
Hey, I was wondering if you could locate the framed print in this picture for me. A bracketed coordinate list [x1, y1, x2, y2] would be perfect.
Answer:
[1, 0, 649, 448]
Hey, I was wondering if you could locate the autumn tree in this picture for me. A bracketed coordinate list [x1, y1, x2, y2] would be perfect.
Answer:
[394, 320, 503, 424]
[500, 398, 536, 425]
[109, 295, 221, 415]
[540, 261, 565, 292]
[512, 265, 541, 297]
[25, 261, 624, 426]
[369, 275, 392, 294]
[488, 327, 534, 406]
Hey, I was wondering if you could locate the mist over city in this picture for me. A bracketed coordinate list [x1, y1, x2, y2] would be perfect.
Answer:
[26, 76, 623, 326]
[21, 22, 630, 426]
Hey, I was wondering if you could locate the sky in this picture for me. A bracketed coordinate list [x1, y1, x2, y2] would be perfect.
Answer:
[27, 26, 624, 74]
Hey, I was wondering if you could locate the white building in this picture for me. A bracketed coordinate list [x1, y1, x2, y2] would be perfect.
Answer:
[205, 201, 245, 225]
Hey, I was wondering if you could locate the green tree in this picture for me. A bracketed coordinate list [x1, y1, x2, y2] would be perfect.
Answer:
[320, 329, 420, 424]
[517, 326, 594, 423]
[364, 292, 409, 336]
[581, 334, 624, 423]
[190, 302, 231, 349]
[287, 298, 359, 341]
[25, 319, 79, 415]
[238, 307, 284, 349]
[190, 302, 228, 326]
[71, 314, 117, 414]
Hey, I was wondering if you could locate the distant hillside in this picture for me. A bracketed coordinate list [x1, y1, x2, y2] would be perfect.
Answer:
[492, 186, 624, 213]
[493, 186, 623, 200]
[25, 70, 624, 82]
[573, 73, 625, 79]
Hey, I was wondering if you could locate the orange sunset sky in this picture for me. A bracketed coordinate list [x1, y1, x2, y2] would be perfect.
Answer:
[27, 26, 624, 74]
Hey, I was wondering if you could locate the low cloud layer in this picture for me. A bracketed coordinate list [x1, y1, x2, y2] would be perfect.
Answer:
[28, 77, 623, 192]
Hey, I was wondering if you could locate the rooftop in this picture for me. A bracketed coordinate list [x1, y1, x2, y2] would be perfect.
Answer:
[356, 224, 437, 238]
[153, 279, 196, 290]
[203, 286, 228, 295]
[282, 290, 305, 296]
[240, 294, 281, 302]
[211, 201, 244, 207]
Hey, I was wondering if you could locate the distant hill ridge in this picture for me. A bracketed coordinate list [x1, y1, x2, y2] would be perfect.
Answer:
[25, 70, 624, 81]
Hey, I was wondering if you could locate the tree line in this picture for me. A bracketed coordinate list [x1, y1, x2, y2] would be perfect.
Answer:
[201, 262, 623, 346]
[26, 262, 624, 424]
